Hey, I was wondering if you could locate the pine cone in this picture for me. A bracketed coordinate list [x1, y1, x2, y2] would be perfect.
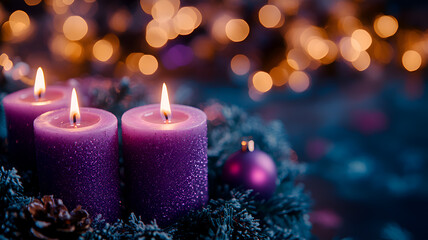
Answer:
[11, 195, 91, 239]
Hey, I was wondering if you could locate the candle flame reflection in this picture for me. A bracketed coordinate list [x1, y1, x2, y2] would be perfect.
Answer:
[69, 88, 81, 126]
[33, 67, 46, 100]
[160, 83, 172, 123]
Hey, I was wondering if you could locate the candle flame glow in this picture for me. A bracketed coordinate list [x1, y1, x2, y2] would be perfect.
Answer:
[69, 88, 81, 126]
[241, 140, 247, 151]
[34, 67, 46, 100]
[160, 83, 172, 123]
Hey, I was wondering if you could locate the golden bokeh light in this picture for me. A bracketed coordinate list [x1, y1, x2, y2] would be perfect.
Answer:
[225, 19, 250, 42]
[52, 0, 69, 14]
[373, 40, 393, 64]
[126, 52, 144, 72]
[191, 36, 215, 60]
[173, 7, 199, 35]
[138, 54, 158, 75]
[259, 4, 282, 28]
[151, 0, 176, 22]
[338, 16, 362, 35]
[269, 67, 288, 86]
[211, 14, 232, 44]
[0, 53, 13, 71]
[231, 54, 250, 75]
[146, 26, 168, 48]
[62, 0, 74, 5]
[402, 50, 422, 72]
[63, 41, 83, 62]
[287, 49, 310, 70]
[9, 10, 31, 37]
[374, 15, 398, 38]
[351, 29, 372, 51]
[352, 51, 371, 71]
[63, 16, 88, 41]
[340, 37, 361, 62]
[109, 9, 131, 33]
[288, 71, 310, 93]
[252, 71, 273, 93]
[148, 19, 178, 40]
[270, 0, 300, 15]
[93, 39, 113, 62]
[320, 40, 338, 64]
[25, 0, 42, 6]
[306, 38, 329, 60]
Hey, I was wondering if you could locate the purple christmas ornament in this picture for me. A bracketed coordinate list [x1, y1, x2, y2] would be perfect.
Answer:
[223, 140, 277, 199]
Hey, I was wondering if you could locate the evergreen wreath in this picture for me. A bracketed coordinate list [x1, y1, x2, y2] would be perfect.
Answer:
[0, 78, 311, 239]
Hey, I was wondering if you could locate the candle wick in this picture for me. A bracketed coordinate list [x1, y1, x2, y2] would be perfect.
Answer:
[163, 112, 170, 124]
[72, 114, 79, 127]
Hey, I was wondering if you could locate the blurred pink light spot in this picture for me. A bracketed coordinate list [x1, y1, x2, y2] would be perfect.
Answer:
[310, 209, 342, 229]
[251, 168, 266, 185]
[229, 163, 240, 175]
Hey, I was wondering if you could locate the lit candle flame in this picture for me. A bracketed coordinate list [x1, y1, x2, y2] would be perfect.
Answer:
[69, 88, 81, 126]
[241, 140, 255, 152]
[33, 67, 46, 100]
[160, 83, 172, 123]
[241, 140, 247, 151]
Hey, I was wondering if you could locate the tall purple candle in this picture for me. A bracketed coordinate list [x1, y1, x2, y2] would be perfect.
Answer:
[121, 84, 208, 226]
[2, 68, 70, 169]
[34, 89, 121, 222]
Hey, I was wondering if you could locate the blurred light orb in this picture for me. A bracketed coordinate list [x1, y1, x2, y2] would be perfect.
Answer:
[351, 29, 372, 51]
[63, 16, 88, 41]
[306, 38, 329, 60]
[146, 26, 168, 48]
[340, 37, 361, 62]
[174, 7, 200, 35]
[231, 54, 251, 75]
[93, 39, 113, 62]
[0, 53, 13, 71]
[138, 54, 158, 75]
[126, 52, 144, 72]
[9, 10, 30, 36]
[151, 0, 176, 22]
[352, 51, 371, 71]
[338, 16, 362, 35]
[64, 41, 83, 62]
[109, 9, 131, 33]
[374, 15, 398, 38]
[225, 19, 250, 42]
[192, 36, 215, 60]
[320, 40, 338, 64]
[259, 4, 282, 28]
[288, 71, 310, 93]
[62, 0, 74, 6]
[25, 0, 42, 6]
[269, 67, 288, 86]
[252, 71, 273, 93]
[287, 49, 310, 70]
[402, 50, 422, 72]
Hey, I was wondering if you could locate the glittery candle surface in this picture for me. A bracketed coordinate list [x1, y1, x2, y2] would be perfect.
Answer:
[34, 108, 121, 222]
[122, 104, 208, 226]
[2, 86, 70, 170]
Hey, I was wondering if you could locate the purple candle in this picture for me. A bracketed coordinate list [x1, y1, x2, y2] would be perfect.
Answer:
[2, 67, 70, 169]
[121, 83, 208, 226]
[34, 89, 121, 222]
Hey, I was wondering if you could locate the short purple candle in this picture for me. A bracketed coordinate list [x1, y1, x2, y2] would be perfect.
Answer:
[34, 89, 121, 222]
[122, 84, 208, 226]
[2, 68, 70, 169]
